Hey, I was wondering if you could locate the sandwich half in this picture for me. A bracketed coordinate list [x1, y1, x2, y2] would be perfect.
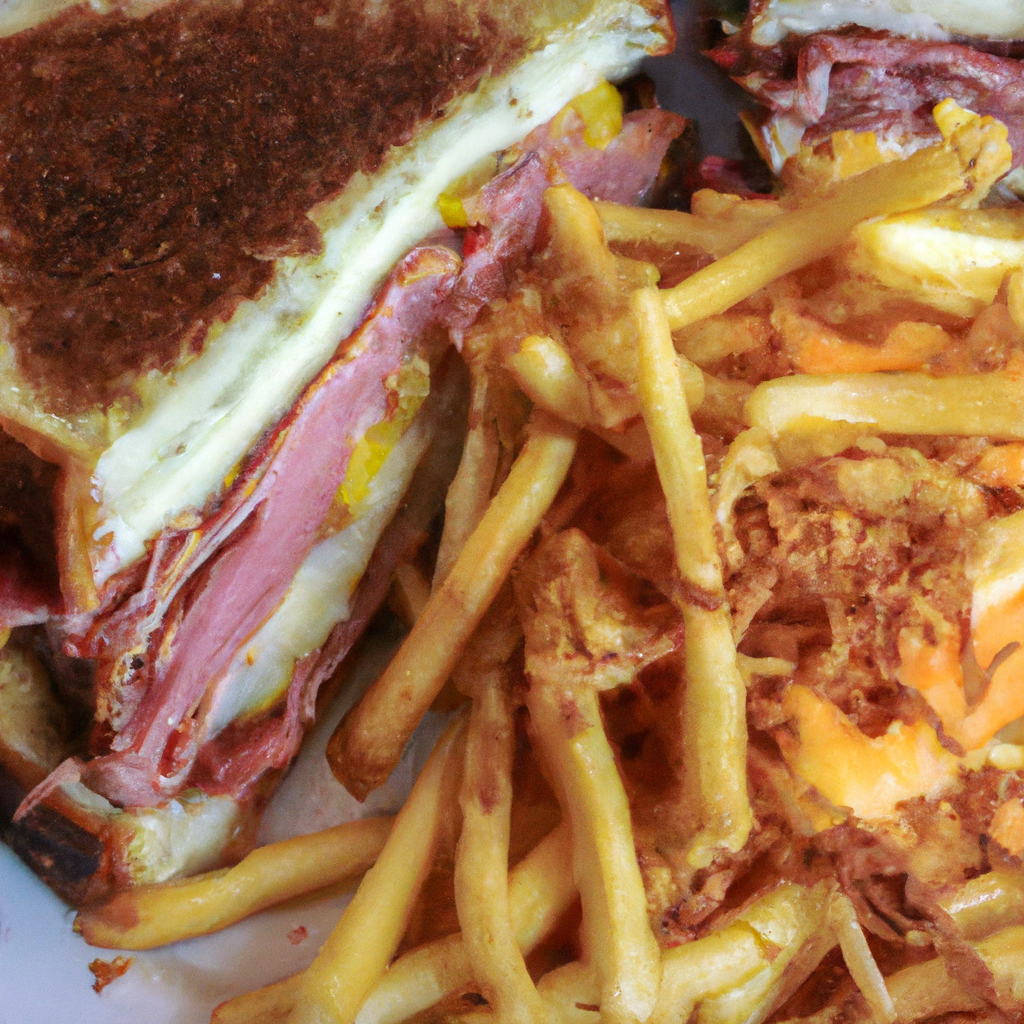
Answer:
[708, 0, 1024, 175]
[0, 0, 677, 902]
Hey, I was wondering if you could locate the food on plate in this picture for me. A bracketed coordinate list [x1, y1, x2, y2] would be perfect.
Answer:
[0, 0, 681, 902]
[66, 95, 1024, 1024]
[75, 814, 394, 950]
[708, 0, 1024, 179]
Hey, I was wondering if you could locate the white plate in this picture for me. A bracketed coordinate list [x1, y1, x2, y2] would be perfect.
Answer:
[0, 5, 746, 1020]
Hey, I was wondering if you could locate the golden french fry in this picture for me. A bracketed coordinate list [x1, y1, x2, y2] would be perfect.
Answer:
[883, 957, 985, 1023]
[1009, 269, 1024, 334]
[654, 926, 764, 1024]
[536, 961, 600, 1023]
[659, 140, 979, 333]
[653, 883, 831, 1024]
[507, 334, 604, 427]
[526, 680, 661, 1024]
[634, 287, 721, 594]
[690, 190, 784, 230]
[453, 607, 550, 1024]
[939, 869, 1024, 940]
[696, 884, 833, 1024]
[675, 314, 772, 368]
[354, 821, 575, 1024]
[678, 606, 754, 868]
[735, 654, 796, 683]
[545, 184, 619, 294]
[507, 333, 704, 433]
[633, 286, 752, 867]
[973, 925, 1024, 1004]
[883, 925, 1024, 1023]
[76, 816, 393, 950]
[433, 375, 501, 587]
[211, 973, 301, 1024]
[827, 891, 896, 1024]
[330, 410, 578, 800]
[594, 201, 776, 259]
[279, 718, 462, 1024]
[745, 370, 1024, 440]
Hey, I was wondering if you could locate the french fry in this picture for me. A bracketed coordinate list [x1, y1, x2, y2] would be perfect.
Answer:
[675, 314, 772, 369]
[652, 883, 832, 1024]
[1009, 269, 1024, 334]
[939, 869, 1024, 940]
[883, 925, 1024, 1023]
[547, 184, 619, 280]
[745, 370, 1024, 440]
[453, 606, 550, 1024]
[211, 974, 301, 1024]
[507, 334, 598, 428]
[736, 654, 796, 682]
[536, 961, 600, 1023]
[507, 333, 705, 433]
[654, 924, 766, 1024]
[224, 717, 463, 1024]
[354, 821, 575, 1024]
[678, 605, 756, 868]
[526, 679, 662, 1024]
[695, 884, 834, 1024]
[974, 925, 1024, 1006]
[433, 374, 501, 587]
[594, 201, 777, 259]
[330, 410, 578, 800]
[634, 288, 721, 594]
[76, 816, 393, 950]
[827, 891, 896, 1024]
[882, 956, 985, 1023]
[690, 190, 784, 231]
[659, 136, 988, 333]
[633, 286, 752, 867]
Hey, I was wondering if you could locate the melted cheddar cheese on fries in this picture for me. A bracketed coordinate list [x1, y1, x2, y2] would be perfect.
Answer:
[72, 99, 1024, 1024]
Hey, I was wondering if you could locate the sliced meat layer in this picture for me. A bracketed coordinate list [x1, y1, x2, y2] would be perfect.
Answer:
[711, 30, 1024, 171]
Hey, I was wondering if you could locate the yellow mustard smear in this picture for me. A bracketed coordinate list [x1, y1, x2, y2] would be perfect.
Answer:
[570, 79, 624, 150]
[337, 354, 431, 513]
[437, 192, 469, 229]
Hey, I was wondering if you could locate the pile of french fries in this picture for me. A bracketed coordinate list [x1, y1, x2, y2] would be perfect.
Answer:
[75, 100, 1024, 1024]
